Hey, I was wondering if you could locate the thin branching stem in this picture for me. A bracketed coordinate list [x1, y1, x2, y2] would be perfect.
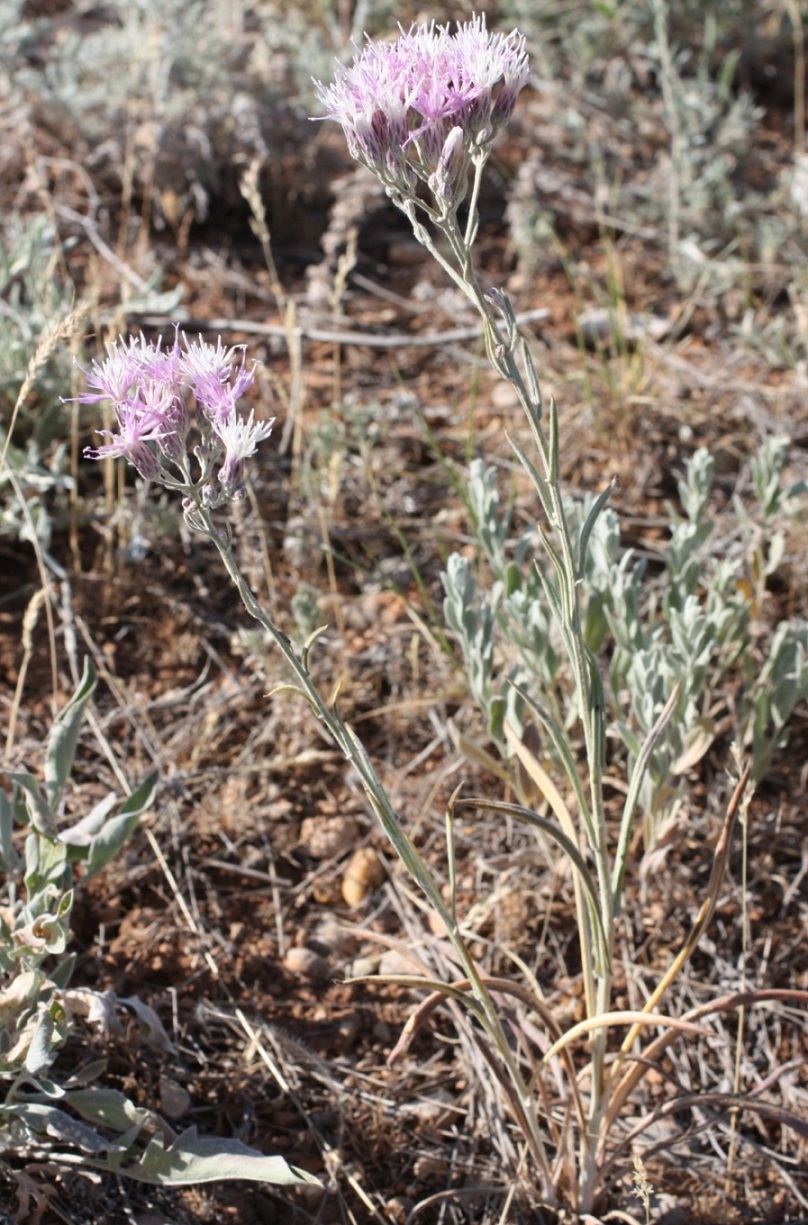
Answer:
[418, 198, 626, 1203]
[190, 502, 557, 1194]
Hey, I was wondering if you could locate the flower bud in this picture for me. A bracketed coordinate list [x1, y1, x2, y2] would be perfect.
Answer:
[429, 126, 468, 213]
[128, 442, 163, 482]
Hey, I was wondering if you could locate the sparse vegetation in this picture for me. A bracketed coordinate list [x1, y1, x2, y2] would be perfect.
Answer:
[1, 2, 806, 1222]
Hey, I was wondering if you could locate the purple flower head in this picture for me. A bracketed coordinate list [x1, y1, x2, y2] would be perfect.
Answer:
[81, 328, 268, 495]
[193, 356, 256, 429]
[84, 398, 167, 481]
[141, 379, 189, 463]
[179, 334, 246, 388]
[215, 411, 275, 496]
[315, 44, 418, 187]
[75, 334, 152, 405]
[194, 371, 238, 428]
[315, 16, 529, 192]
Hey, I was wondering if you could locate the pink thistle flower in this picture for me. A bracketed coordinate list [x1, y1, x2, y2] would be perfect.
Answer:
[81, 328, 268, 495]
[75, 334, 153, 404]
[215, 411, 275, 495]
[193, 357, 256, 429]
[180, 335, 257, 428]
[315, 16, 529, 189]
[147, 382, 190, 462]
[179, 334, 247, 387]
[84, 397, 167, 481]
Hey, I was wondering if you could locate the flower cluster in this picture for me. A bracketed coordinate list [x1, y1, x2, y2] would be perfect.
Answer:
[78, 329, 273, 500]
[315, 16, 529, 206]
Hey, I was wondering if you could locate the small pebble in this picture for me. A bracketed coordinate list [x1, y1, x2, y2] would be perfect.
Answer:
[159, 1075, 191, 1121]
[385, 1196, 414, 1223]
[341, 847, 385, 906]
[283, 946, 330, 982]
[299, 815, 359, 860]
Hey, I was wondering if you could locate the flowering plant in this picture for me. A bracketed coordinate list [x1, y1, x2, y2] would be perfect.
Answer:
[315, 16, 529, 217]
[79, 330, 273, 502]
[77, 15, 808, 1219]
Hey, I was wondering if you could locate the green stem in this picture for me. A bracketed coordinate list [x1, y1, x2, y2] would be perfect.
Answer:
[427, 211, 617, 1203]
[190, 504, 557, 1195]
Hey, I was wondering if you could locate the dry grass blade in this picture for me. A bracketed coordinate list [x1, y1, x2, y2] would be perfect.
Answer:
[646, 1089, 808, 1140]
[539, 1011, 712, 1071]
[453, 794, 609, 969]
[601, 1077, 808, 1195]
[602, 986, 808, 1157]
[610, 763, 751, 1086]
[384, 974, 587, 1139]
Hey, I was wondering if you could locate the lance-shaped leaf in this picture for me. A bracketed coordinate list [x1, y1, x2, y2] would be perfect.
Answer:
[45, 658, 97, 812]
[83, 772, 158, 880]
[59, 793, 117, 851]
[1, 1102, 125, 1154]
[64, 1087, 152, 1136]
[3, 1103, 321, 1189]
[8, 772, 55, 836]
[114, 1127, 321, 1188]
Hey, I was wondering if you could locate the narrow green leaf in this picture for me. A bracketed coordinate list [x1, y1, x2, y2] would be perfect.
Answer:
[533, 555, 564, 627]
[508, 434, 553, 521]
[578, 478, 616, 576]
[84, 771, 157, 880]
[8, 772, 55, 836]
[45, 658, 97, 811]
[547, 397, 559, 483]
[519, 337, 542, 421]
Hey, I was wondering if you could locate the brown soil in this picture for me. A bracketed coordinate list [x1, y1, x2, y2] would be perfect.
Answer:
[1, 8, 807, 1224]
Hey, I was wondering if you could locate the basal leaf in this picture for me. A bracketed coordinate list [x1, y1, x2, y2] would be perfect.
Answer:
[128, 1128, 321, 1187]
